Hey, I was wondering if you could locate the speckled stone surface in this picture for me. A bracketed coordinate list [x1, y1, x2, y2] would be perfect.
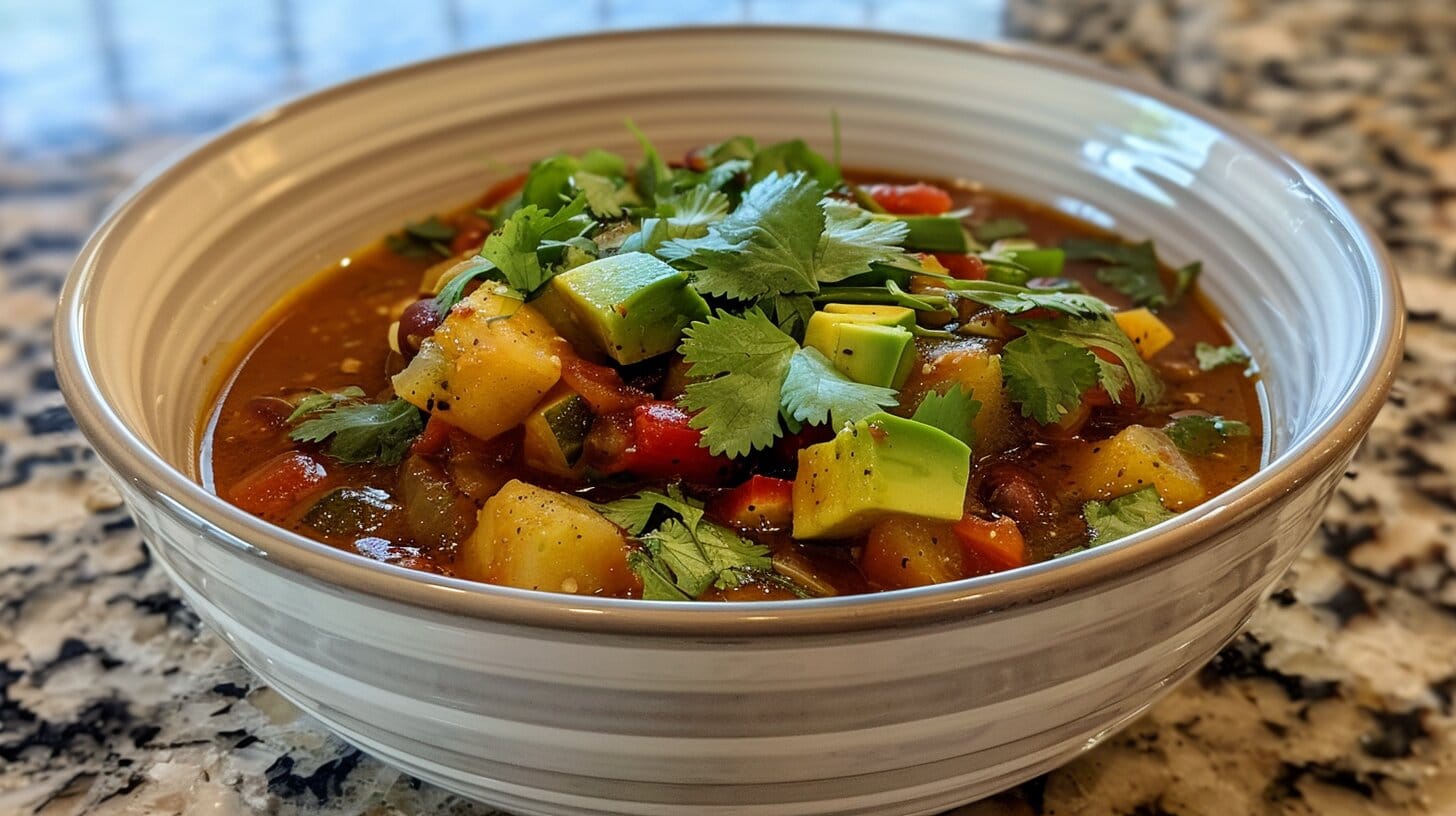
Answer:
[2, 2, 1453, 814]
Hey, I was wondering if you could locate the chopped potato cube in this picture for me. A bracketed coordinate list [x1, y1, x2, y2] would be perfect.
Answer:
[460, 480, 639, 595]
[392, 287, 564, 442]
[1074, 425, 1205, 510]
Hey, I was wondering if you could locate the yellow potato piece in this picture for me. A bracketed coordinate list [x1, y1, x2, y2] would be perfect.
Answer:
[1114, 308, 1175, 360]
[393, 287, 563, 442]
[902, 341, 1011, 454]
[1075, 425, 1205, 510]
[461, 480, 638, 595]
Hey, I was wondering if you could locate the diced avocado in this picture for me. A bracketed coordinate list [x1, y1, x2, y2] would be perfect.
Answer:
[874, 214, 971, 253]
[536, 252, 709, 364]
[822, 303, 919, 324]
[830, 323, 916, 389]
[804, 305, 915, 350]
[793, 412, 971, 539]
[522, 386, 596, 477]
[804, 309, 916, 389]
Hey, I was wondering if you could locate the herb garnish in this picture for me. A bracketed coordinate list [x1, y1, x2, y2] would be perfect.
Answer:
[387, 216, 456, 258]
[909, 384, 981, 447]
[1164, 414, 1252, 456]
[598, 486, 773, 600]
[1083, 486, 1175, 544]
[1194, 342, 1250, 371]
[289, 392, 424, 465]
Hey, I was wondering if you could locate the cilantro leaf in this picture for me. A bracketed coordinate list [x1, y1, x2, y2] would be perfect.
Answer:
[434, 257, 499, 313]
[755, 293, 816, 340]
[289, 397, 424, 465]
[676, 310, 799, 457]
[1083, 486, 1176, 545]
[1062, 237, 1166, 307]
[695, 521, 772, 589]
[626, 119, 674, 206]
[947, 282, 1109, 319]
[520, 155, 579, 212]
[632, 516, 773, 599]
[388, 216, 456, 258]
[287, 386, 365, 423]
[1172, 261, 1201, 302]
[780, 347, 899, 428]
[475, 194, 591, 296]
[642, 519, 718, 597]
[1001, 333, 1099, 424]
[748, 139, 841, 188]
[1195, 341, 1250, 371]
[815, 200, 912, 283]
[595, 485, 706, 535]
[666, 172, 824, 301]
[972, 217, 1028, 243]
[705, 136, 758, 163]
[1012, 316, 1164, 407]
[659, 186, 730, 229]
[910, 384, 981, 447]
[574, 170, 639, 218]
[1164, 414, 1252, 456]
[626, 550, 691, 600]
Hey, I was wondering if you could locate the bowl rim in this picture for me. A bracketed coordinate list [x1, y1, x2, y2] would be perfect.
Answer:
[54, 25, 1404, 637]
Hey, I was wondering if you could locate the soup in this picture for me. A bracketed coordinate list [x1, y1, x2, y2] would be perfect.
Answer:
[202, 130, 1261, 601]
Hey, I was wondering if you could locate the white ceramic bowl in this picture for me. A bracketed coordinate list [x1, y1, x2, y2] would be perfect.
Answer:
[56, 28, 1402, 816]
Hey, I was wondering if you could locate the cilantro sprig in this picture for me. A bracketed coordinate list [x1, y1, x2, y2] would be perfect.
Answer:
[288, 390, 424, 465]
[1195, 342, 1250, 371]
[597, 486, 773, 600]
[1164, 414, 1252, 456]
[1083, 487, 1175, 544]
[909, 384, 980, 447]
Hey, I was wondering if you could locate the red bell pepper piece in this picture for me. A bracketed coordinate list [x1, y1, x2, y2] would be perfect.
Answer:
[560, 357, 652, 415]
[625, 402, 734, 483]
[410, 415, 454, 457]
[714, 476, 795, 531]
[863, 182, 954, 215]
[932, 252, 987, 281]
[228, 451, 328, 517]
[952, 514, 1028, 574]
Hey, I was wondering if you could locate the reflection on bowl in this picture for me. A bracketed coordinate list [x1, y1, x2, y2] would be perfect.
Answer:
[55, 28, 1401, 816]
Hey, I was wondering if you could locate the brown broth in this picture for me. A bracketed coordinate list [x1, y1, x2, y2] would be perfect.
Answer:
[201, 170, 1263, 595]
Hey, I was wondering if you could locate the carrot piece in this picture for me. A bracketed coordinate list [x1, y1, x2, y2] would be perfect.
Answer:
[952, 514, 1027, 574]
[863, 182, 954, 215]
[228, 451, 327, 517]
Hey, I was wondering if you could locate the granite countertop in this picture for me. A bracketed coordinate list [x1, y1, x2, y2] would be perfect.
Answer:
[2, 2, 1453, 814]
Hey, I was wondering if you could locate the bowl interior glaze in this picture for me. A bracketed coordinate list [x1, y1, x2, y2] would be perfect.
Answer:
[57, 27, 1401, 634]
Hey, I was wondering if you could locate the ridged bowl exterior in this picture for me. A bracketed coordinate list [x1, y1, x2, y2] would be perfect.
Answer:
[55, 29, 1401, 816]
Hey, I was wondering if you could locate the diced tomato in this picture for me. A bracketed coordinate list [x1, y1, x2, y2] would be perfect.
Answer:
[410, 415, 454, 457]
[478, 172, 527, 209]
[228, 451, 328, 516]
[626, 402, 734, 483]
[952, 514, 1027, 574]
[683, 149, 711, 173]
[560, 357, 652, 414]
[714, 476, 795, 531]
[449, 213, 492, 255]
[863, 182, 954, 215]
[932, 252, 987, 281]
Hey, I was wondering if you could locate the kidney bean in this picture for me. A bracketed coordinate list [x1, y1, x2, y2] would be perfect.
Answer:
[396, 297, 444, 360]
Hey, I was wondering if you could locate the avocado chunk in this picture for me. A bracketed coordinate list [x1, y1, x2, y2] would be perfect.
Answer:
[874, 214, 971, 253]
[536, 252, 709, 364]
[793, 412, 971, 539]
[804, 307, 917, 389]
